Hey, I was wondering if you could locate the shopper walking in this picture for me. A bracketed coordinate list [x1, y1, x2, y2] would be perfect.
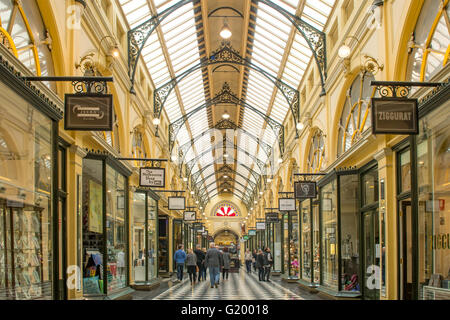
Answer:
[174, 244, 187, 282]
[205, 242, 223, 288]
[256, 249, 265, 281]
[194, 244, 205, 282]
[186, 248, 197, 285]
[252, 249, 257, 272]
[222, 247, 231, 280]
[244, 249, 253, 273]
[201, 247, 207, 280]
[264, 247, 273, 282]
[216, 245, 223, 284]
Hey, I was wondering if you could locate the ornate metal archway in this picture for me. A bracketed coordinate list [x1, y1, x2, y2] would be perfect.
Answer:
[127, 0, 328, 135]
[169, 83, 283, 154]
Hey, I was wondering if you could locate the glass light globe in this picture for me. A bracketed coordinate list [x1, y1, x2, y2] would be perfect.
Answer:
[338, 45, 351, 59]
[222, 112, 230, 119]
[220, 24, 232, 39]
[153, 118, 160, 125]
[296, 122, 304, 130]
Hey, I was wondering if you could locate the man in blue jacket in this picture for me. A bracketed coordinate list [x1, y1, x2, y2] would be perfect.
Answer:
[174, 244, 187, 282]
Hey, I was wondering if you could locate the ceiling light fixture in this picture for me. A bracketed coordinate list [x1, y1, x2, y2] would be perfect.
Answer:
[296, 122, 305, 130]
[183, 177, 188, 182]
[222, 111, 230, 119]
[219, 18, 232, 39]
[153, 118, 160, 126]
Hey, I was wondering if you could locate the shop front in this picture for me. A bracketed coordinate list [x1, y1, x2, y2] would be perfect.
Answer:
[172, 219, 183, 271]
[265, 218, 282, 273]
[0, 54, 62, 300]
[316, 165, 380, 299]
[81, 153, 133, 299]
[394, 82, 450, 300]
[131, 190, 159, 288]
[157, 214, 169, 275]
[281, 212, 299, 280]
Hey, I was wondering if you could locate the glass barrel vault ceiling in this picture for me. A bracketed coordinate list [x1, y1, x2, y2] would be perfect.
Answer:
[118, 0, 336, 206]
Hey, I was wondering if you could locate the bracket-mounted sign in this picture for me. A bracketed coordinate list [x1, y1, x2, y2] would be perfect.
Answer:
[183, 211, 196, 222]
[279, 198, 296, 211]
[295, 181, 317, 199]
[256, 222, 266, 230]
[248, 230, 256, 236]
[371, 98, 418, 134]
[168, 197, 185, 210]
[65, 93, 114, 131]
[139, 167, 165, 188]
[266, 212, 280, 223]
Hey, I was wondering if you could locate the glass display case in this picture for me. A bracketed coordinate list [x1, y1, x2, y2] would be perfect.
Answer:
[0, 201, 52, 300]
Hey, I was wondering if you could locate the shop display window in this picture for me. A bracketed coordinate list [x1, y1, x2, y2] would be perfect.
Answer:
[82, 159, 104, 295]
[82, 157, 129, 296]
[312, 202, 320, 284]
[340, 175, 360, 292]
[417, 104, 450, 300]
[0, 83, 53, 300]
[132, 192, 158, 283]
[301, 201, 311, 281]
[321, 179, 338, 289]
[273, 221, 282, 272]
[147, 197, 157, 281]
[132, 193, 145, 282]
[106, 166, 126, 292]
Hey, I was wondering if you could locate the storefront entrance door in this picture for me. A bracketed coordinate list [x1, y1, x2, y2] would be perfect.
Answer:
[399, 200, 413, 300]
[362, 210, 380, 300]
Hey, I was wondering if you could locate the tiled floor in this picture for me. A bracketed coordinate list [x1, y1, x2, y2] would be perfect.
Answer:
[132, 268, 324, 300]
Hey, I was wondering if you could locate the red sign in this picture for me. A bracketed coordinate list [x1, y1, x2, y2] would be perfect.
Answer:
[440, 199, 445, 211]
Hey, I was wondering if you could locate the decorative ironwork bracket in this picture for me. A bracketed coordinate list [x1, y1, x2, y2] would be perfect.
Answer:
[22, 76, 112, 94]
[371, 81, 445, 98]
[116, 158, 167, 168]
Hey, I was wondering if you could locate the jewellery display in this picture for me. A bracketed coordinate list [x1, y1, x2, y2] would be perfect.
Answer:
[0, 202, 49, 300]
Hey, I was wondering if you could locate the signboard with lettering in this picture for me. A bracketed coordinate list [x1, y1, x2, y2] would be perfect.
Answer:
[139, 167, 165, 188]
[266, 212, 279, 222]
[279, 198, 296, 211]
[183, 211, 196, 222]
[256, 222, 266, 230]
[243, 235, 249, 241]
[248, 230, 256, 236]
[65, 93, 113, 131]
[295, 181, 317, 199]
[202, 232, 208, 236]
[371, 98, 418, 134]
[168, 197, 185, 210]
[197, 227, 205, 233]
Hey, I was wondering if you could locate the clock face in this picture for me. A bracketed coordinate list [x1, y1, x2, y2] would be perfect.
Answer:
[215, 203, 238, 217]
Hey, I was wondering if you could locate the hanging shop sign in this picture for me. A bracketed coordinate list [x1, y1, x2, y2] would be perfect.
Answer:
[279, 198, 296, 211]
[266, 212, 280, 223]
[202, 231, 208, 236]
[294, 181, 317, 199]
[197, 227, 205, 233]
[64, 93, 113, 131]
[248, 230, 256, 236]
[168, 197, 185, 210]
[193, 222, 203, 230]
[371, 98, 419, 134]
[256, 222, 266, 230]
[243, 235, 249, 241]
[183, 211, 196, 222]
[139, 167, 165, 188]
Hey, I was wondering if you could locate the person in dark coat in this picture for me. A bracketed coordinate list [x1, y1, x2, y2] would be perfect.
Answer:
[256, 249, 265, 281]
[263, 247, 273, 282]
[194, 244, 205, 282]
[221, 247, 231, 280]
[252, 249, 257, 272]
[205, 242, 223, 288]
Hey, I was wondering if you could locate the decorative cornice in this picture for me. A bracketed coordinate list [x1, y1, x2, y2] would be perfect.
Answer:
[69, 144, 88, 158]
[373, 147, 393, 162]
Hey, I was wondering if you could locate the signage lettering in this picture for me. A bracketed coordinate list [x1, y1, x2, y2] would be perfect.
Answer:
[371, 98, 418, 134]
[140, 167, 165, 188]
[429, 234, 450, 250]
[65, 94, 113, 131]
